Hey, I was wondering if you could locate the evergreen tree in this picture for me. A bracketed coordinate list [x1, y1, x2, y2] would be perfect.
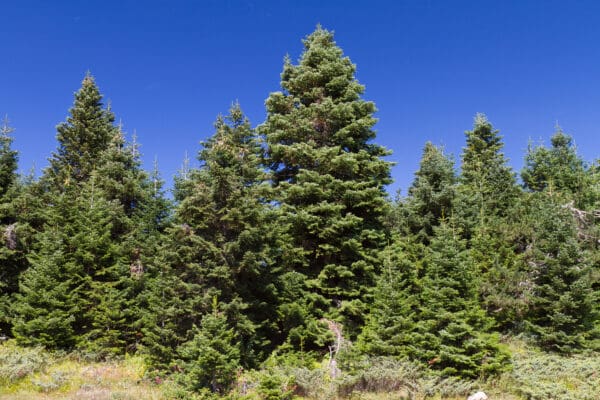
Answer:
[0, 116, 17, 197]
[586, 160, 600, 210]
[0, 116, 24, 336]
[522, 127, 590, 207]
[453, 115, 523, 330]
[176, 300, 241, 394]
[523, 193, 598, 352]
[471, 213, 529, 332]
[12, 180, 123, 351]
[143, 104, 275, 369]
[405, 142, 456, 244]
[13, 74, 167, 356]
[92, 127, 171, 354]
[414, 223, 509, 377]
[356, 237, 420, 358]
[173, 151, 194, 203]
[520, 128, 599, 349]
[262, 26, 392, 344]
[456, 114, 518, 235]
[46, 73, 117, 189]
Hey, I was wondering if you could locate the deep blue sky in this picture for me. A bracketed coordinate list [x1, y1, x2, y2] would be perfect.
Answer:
[2, 0, 600, 195]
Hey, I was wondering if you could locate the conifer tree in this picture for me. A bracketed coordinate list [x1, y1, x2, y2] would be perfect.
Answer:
[46, 73, 117, 189]
[475, 216, 529, 333]
[12, 180, 123, 350]
[520, 128, 600, 349]
[456, 114, 518, 235]
[523, 193, 598, 352]
[262, 27, 392, 344]
[176, 300, 241, 394]
[586, 160, 600, 210]
[522, 127, 590, 207]
[453, 115, 523, 330]
[356, 238, 420, 358]
[414, 223, 509, 377]
[13, 74, 167, 355]
[405, 142, 456, 244]
[0, 116, 22, 335]
[92, 127, 171, 354]
[143, 104, 275, 369]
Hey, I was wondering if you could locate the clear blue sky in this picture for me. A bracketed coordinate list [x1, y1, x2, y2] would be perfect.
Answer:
[2, 0, 600, 195]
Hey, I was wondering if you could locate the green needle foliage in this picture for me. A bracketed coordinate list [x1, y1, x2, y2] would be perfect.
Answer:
[522, 128, 582, 193]
[143, 103, 276, 369]
[522, 127, 592, 207]
[176, 301, 241, 394]
[356, 237, 421, 358]
[2, 27, 599, 396]
[262, 26, 392, 346]
[0, 116, 17, 198]
[522, 193, 599, 352]
[453, 115, 524, 332]
[405, 142, 456, 245]
[0, 116, 22, 335]
[46, 73, 117, 189]
[455, 114, 518, 236]
[12, 75, 168, 356]
[12, 181, 122, 350]
[415, 222, 509, 378]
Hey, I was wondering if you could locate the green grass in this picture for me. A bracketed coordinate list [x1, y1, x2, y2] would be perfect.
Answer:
[0, 340, 167, 400]
[1, 339, 598, 399]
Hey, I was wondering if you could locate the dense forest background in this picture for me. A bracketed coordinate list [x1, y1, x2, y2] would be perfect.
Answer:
[0, 27, 598, 397]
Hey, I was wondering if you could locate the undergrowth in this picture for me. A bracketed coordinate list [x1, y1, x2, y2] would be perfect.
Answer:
[504, 340, 600, 400]
[0, 339, 168, 399]
[1, 339, 598, 399]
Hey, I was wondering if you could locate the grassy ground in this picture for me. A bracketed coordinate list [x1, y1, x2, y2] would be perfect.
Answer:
[0, 339, 598, 399]
[0, 341, 168, 400]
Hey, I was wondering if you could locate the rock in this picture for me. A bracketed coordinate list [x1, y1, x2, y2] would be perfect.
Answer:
[467, 391, 488, 400]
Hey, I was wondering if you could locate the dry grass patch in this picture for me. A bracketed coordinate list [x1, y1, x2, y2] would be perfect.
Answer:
[0, 341, 165, 400]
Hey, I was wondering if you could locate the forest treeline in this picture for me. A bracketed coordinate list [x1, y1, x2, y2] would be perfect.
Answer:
[0, 27, 598, 395]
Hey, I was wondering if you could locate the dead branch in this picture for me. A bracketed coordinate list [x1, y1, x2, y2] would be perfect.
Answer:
[4, 223, 16, 250]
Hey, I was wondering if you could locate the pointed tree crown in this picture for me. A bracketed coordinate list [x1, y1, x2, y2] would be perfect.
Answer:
[521, 126, 587, 198]
[461, 113, 512, 183]
[407, 142, 456, 242]
[48, 74, 117, 187]
[0, 116, 18, 197]
[264, 26, 390, 183]
[458, 113, 517, 221]
[261, 26, 392, 342]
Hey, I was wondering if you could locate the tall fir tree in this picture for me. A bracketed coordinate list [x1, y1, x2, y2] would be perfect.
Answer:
[46, 73, 117, 189]
[520, 127, 600, 343]
[143, 104, 275, 370]
[13, 74, 167, 355]
[358, 143, 455, 358]
[455, 114, 518, 235]
[454, 115, 523, 331]
[0, 116, 23, 335]
[262, 27, 392, 346]
[92, 127, 171, 354]
[522, 193, 599, 352]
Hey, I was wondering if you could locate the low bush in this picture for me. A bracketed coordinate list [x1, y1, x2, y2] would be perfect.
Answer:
[509, 346, 600, 400]
[336, 358, 422, 398]
[0, 340, 50, 384]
